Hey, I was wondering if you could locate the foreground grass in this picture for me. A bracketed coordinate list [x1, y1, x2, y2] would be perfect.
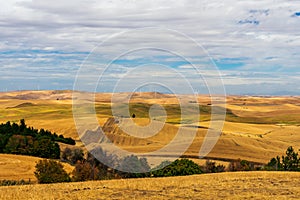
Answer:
[1, 172, 299, 200]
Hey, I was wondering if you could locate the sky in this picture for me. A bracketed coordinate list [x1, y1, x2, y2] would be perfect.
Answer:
[0, 0, 300, 95]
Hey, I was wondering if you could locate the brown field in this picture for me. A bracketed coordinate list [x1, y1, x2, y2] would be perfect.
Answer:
[0, 171, 300, 199]
[0, 154, 74, 182]
[0, 90, 300, 183]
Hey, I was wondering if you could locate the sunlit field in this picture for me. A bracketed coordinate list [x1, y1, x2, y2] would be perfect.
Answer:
[1, 172, 300, 200]
[0, 90, 299, 165]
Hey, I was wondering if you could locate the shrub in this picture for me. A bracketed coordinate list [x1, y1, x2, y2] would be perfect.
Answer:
[203, 160, 226, 173]
[151, 159, 202, 177]
[228, 159, 254, 171]
[34, 159, 71, 184]
[0, 179, 31, 186]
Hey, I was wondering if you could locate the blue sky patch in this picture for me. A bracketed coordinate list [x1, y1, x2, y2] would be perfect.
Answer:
[292, 12, 300, 17]
[238, 19, 260, 25]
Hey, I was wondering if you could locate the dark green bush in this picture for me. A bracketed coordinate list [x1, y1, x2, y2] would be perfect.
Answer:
[34, 159, 71, 184]
[151, 159, 202, 177]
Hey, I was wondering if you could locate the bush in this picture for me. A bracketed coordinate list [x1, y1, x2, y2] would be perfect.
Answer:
[0, 179, 31, 186]
[151, 159, 202, 177]
[34, 159, 71, 184]
[228, 159, 254, 171]
[203, 160, 226, 173]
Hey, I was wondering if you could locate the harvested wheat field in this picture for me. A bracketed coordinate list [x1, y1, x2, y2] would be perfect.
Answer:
[0, 172, 299, 200]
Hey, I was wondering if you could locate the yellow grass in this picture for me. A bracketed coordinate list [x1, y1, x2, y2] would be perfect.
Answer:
[0, 172, 299, 199]
[1, 91, 300, 199]
[0, 154, 74, 182]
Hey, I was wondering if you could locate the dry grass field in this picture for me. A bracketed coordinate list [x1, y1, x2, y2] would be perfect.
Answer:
[0, 154, 74, 182]
[0, 90, 299, 164]
[0, 171, 299, 199]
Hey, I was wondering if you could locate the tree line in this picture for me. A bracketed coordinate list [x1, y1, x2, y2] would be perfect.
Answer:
[0, 119, 75, 159]
[34, 145, 300, 184]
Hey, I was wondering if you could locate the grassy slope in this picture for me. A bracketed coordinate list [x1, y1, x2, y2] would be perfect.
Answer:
[0, 172, 299, 200]
[0, 154, 74, 182]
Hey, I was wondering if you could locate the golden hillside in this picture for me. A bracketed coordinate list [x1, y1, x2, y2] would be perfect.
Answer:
[0, 154, 74, 182]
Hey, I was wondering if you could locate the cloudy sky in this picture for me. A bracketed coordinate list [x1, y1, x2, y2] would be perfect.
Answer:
[1, 0, 300, 95]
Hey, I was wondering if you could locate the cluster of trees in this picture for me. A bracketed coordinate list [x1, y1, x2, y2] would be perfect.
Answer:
[266, 146, 300, 171]
[0, 119, 75, 159]
[35, 147, 207, 183]
[63, 147, 151, 180]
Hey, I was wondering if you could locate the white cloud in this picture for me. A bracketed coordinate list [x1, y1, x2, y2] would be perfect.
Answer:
[0, 0, 300, 94]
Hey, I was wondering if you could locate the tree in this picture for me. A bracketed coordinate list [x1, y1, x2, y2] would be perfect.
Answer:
[34, 159, 70, 184]
[72, 160, 99, 182]
[117, 155, 150, 178]
[4, 135, 34, 155]
[282, 146, 300, 171]
[266, 146, 300, 171]
[33, 138, 60, 159]
[61, 147, 84, 165]
[151, 159, 202, 177]
[72, 149, 118, 181]
[20, 119, 26, 132]
[61, 147, 72, 162]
